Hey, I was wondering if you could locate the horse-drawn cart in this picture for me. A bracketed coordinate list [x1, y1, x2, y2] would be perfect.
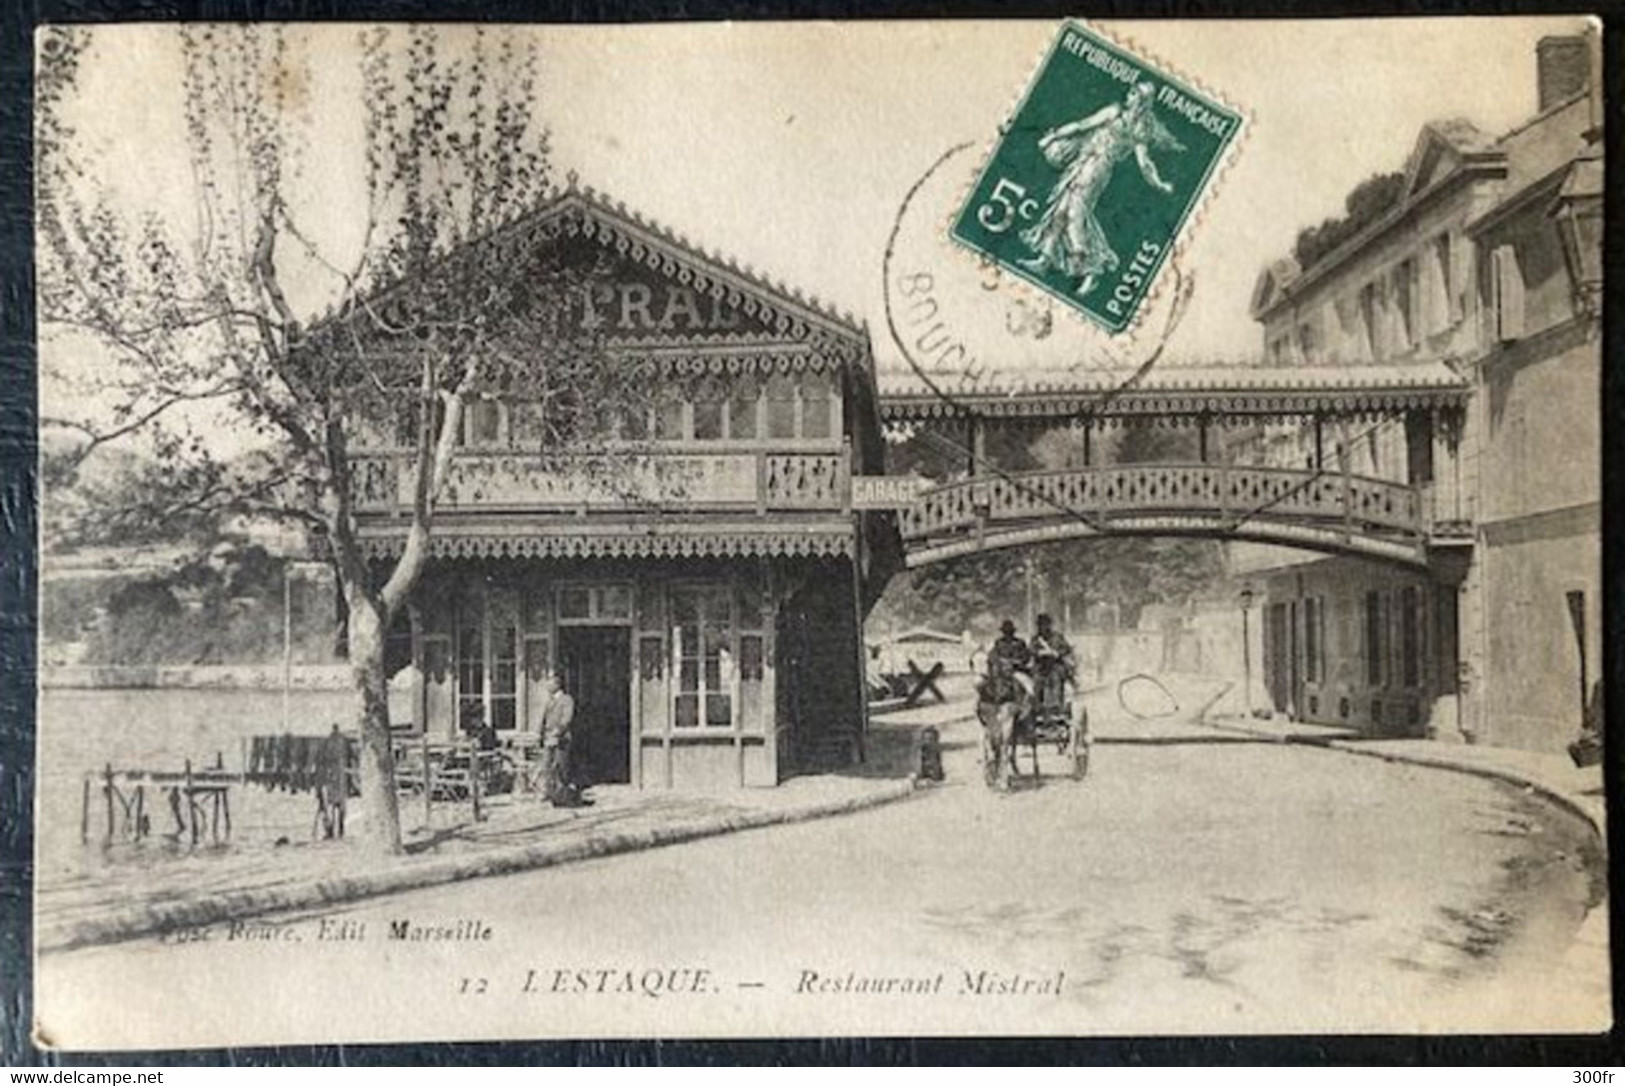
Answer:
[977, 667, 1090, 791]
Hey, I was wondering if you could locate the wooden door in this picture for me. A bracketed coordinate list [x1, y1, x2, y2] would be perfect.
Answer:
[557, 626, 632, 785]
[1266, 603, 1290, 716]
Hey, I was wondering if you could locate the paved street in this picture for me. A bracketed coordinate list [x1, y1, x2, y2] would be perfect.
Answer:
[37, 685, 1606, 1046]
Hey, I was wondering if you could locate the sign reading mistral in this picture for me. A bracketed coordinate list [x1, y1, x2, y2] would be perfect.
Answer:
[952, 22, 1244, 334]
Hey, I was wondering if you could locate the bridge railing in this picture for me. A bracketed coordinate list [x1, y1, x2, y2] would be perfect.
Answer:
[898, 464, 1425, 542]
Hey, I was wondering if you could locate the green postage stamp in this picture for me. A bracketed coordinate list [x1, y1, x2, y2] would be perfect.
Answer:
[952, 22, 1244, 334]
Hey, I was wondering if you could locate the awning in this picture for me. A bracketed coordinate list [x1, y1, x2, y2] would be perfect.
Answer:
[877, 360, 1471, 421]
[357, 519, 855, 562]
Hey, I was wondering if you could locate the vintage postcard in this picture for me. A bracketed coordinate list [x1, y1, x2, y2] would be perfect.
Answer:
[33, 18, 1607, 1049]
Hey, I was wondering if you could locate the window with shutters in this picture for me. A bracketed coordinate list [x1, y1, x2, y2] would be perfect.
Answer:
[1296, 315, 1320, 364]
[1365, 590, 1385, 687]
[1491, 244, 1526, 342]
[765, 375, 797, 440]
[1431, 232, 1460, 330]
[692, 379, 726, 441]
[1400, 586, 1423, 689]
[1304, 597, 1325, 684]
[1394, 258, 1420, 348]
[1358, 282, 1379, 360]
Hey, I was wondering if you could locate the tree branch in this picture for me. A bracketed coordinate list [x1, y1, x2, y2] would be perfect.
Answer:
[377, 344, 471, 618]
[41, 378, 246, 471]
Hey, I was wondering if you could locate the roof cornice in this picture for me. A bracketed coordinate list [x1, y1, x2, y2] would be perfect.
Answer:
[1255, 152, 1506, 322]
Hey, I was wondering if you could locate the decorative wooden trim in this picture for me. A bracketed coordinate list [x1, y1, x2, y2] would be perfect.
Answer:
[545, 189, 867, 348]
[358, 529, 855, 562]
[878, 388, 1471, 421]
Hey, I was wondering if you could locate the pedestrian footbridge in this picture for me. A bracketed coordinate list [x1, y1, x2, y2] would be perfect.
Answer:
[900, 462, 1442, 569]
[876, 363, 1475, 572]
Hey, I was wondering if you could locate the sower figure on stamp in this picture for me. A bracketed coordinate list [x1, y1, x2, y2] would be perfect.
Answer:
[540, 674, 592, 808]
[1020, 80, 1185, 297]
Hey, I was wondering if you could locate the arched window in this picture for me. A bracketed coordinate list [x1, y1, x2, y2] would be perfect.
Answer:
[799, 374, 832, 439]
[508, 401, 545, 446]
[729, 377, 760, 440]
[654, 391, 685, 441]
[692, 377, 726, 441]
[461, 398, 505, 447]
[765, 375, 796, 440]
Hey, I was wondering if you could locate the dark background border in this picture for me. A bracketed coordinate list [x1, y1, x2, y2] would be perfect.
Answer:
[2, 0, 1620, 1067]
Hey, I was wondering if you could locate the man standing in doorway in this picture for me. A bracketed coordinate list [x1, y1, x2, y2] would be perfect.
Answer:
[541, 674, 591, 808]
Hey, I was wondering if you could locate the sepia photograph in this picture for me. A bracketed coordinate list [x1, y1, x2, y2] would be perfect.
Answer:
[29, 16, 1608, 1050]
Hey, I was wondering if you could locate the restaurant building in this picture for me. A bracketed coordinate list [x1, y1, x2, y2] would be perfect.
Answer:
[351, 185, 900, 788]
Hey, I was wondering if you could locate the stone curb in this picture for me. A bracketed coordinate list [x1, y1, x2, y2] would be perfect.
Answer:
[1203, 713, 1605, 843]
[1323, 741, 1606, 847]
[1201, 717, 1361, 745]
[39, 777, 921, 955]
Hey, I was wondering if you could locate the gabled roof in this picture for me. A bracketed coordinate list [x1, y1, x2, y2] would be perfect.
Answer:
[305, 177, 870, 362]
[1402, 119, 1497, 200]
[525, 179, 869, 351]
[1250, 258, 1302, 320]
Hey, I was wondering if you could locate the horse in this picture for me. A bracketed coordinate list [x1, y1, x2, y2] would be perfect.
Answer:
[978, 669, 1089, 789]
[976, 671, 1034, 792]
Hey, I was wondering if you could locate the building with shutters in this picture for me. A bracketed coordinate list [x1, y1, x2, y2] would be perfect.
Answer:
[1235, 30, 1602, 751]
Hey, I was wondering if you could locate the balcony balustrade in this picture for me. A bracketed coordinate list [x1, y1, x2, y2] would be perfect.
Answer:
[350, 444, 852, 516]
[898, 463, 1437, 546]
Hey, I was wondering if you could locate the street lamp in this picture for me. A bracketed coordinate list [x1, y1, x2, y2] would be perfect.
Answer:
[1552, 155, 1603, 317]
[1239, 586, 1256, 719]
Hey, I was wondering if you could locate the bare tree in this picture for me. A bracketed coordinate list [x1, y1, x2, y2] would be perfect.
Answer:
[38, 25, 645, 854]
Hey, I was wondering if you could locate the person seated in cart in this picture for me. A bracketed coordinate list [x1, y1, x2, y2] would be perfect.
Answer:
[987, 619, 1031, 679]
[1029, 613, 1075, 717]
[978, 619, 1032, 713]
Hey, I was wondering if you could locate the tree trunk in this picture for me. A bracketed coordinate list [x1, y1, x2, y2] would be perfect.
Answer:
[346, 591, 403, 855]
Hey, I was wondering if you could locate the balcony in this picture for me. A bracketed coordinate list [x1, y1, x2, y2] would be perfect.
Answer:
[350, 443, 852, 518]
